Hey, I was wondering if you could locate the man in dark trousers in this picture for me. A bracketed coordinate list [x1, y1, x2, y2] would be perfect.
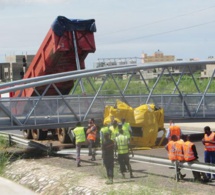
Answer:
[102, 132, 114, 184]
[115, 127, 134, 179]
[183, 134, 208, 182]
[86, 118, 97, 161]
[202, 126, 215, 180]
[72, 122, 86, 167]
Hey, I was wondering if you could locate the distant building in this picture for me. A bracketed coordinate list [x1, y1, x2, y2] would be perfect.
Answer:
[201, 56, 215, 78]
[93, 57, 138, 69]
[0, 54, 34, 82]
[0, 62, 10, 82]
[141, 50, 175, 63]
[142, 50, 205, 74]
[141, 50, 175, 74]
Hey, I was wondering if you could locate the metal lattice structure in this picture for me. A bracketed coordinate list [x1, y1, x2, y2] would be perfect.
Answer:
[0, 60, 215, 130]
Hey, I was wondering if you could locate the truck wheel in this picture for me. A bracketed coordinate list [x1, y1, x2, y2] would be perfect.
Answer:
[57, 127, 71, 143]
[23, 129, 32, 139]
[31, 129, 47, 140]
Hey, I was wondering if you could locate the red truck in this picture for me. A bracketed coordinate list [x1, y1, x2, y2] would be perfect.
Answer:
[13, 16, 96, 142]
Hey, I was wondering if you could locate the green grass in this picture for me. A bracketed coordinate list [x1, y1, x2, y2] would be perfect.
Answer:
[0, 136, 10, 175]
[70, 73, 215, 95]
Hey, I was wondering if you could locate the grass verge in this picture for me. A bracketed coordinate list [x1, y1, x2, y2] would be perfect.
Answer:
[0, 135, 11, 175]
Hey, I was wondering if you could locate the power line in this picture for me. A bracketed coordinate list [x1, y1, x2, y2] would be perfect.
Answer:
[97, 5, 215, 38]
[98, 20, 215, 45]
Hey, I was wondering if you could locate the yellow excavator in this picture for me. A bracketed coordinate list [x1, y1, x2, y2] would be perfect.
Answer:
[103, 100, 166, 148]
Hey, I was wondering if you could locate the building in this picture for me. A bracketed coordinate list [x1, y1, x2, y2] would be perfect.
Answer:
[93, 57, 138, 69]
[142, 50, 205, 74]
[201, 56, 215, 78]
[141, 50, 175, 63]
[0, 62, 10, 82]
[1, 54, 34, 82]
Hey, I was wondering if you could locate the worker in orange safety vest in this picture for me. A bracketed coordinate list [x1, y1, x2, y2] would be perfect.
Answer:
[175, 137, 185, 162]
[202, 126, 215, 180]
[165, 135, 186, 180]
[86, 118, 97, 161]
[183, 135, 208, 182]
[175, 136, 186, 179]
[165, 135, 177, 161]
[166, 120, 182, 141]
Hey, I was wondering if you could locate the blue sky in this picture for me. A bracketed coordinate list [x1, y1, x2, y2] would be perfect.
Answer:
[1, 0, 215, 68]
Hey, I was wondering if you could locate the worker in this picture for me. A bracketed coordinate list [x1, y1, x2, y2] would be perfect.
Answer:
[166, 120, 182, 141]
[115, 127, 134, 179]
[72, 122, 86, 167]
[165, 134, 177, 161]
[165, 135, 185, 180]
[109, 120, 119, 141]
[100, 125, 110, 145]
[175, 136, 186, 179]
[108, 115, 115, 127]
[121, 118, 132, 142]
[175, 136, 185, 162]
[183, 135, 208, 182]
[86, 118, 97, 161]
[102, 132, 115, 185]
[202, 126, 215, 180]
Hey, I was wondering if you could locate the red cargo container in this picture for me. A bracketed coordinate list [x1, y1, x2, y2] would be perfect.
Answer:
[13, 16, 96, 97]
[12, 16, 96, 142]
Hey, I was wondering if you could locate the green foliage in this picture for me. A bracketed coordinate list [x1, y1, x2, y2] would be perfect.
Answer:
[0, 153, 9, 175]
[0, 136, 10, 175]
[70, 74, 215, 95]
[0, 136, 9, 148]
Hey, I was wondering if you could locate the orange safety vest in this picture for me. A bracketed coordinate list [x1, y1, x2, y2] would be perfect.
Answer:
[204, 132, 215, 151]
[87, 124, 97, 141]
[167, 140, 177, 161]
[169, 125, 181, 141]
[175, 139, 184, 161]
[183, 141, 196, 162]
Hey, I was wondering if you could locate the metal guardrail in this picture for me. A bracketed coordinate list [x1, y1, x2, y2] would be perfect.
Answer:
[57, 148, 215, 182]
[1, 132, 215, 182]
[132, 154, 215, 182]
[0, 132, 49, 152]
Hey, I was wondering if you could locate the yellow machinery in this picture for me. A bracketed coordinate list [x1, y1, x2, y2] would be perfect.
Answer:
[103, 100, 166, 148]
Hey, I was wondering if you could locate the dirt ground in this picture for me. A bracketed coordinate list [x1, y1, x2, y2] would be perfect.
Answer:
[2, 146, 215, 195]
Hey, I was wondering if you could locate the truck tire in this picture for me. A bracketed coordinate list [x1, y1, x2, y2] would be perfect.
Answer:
[31, 129, 47, 140]
[23, 129, 32, 139]
[57, 127, 71, 143]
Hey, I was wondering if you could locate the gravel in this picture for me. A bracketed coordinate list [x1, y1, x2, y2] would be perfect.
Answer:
[2, 147, 215, 195]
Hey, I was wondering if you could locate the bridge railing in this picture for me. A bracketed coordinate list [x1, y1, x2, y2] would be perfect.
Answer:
[0, 94, 215, 130]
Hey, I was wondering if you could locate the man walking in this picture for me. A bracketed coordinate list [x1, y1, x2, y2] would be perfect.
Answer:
[102, 132, 115, 184]
[115, 127, 134, 178]
[86, 118, 97, 161]
[202, 126, 215, 180]
[72, 122, 86, 167]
